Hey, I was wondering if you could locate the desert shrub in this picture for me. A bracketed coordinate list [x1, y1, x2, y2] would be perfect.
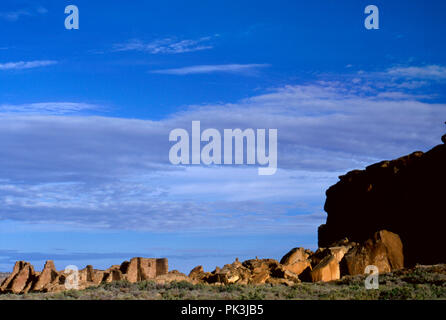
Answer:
[102, 280, 132, 290]
[63, 289, 81, 299]
[238, 287, 266, 300]
[167, 281, 196, 290]
[217, 283, 243, 293]
[401, 269, 446, 286]
[160, 290, 183, 300]
[137, 280, 157, 290]
[379, 285, 415, 300]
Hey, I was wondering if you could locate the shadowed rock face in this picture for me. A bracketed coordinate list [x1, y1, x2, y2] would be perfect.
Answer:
[319, 139, 446, 266]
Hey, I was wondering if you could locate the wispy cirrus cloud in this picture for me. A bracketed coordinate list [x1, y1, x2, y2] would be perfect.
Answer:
[386, 65, 446, 80]
[343, 64, 446, 91]
[151, 63, 270, 75]
[0, 60, 57, 70]
[0, 102, 100, 115]
[0, 6, 47, 21]
[113, 36, 215, 54]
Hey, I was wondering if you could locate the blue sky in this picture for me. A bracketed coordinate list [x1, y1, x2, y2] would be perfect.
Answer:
[0, 0, 445, 273]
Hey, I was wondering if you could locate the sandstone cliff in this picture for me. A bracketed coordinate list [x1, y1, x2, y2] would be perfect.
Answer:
[319, 136, 446, 266]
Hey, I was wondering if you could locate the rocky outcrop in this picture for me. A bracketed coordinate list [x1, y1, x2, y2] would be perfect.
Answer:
[282, 230, 403, 283]
[190, 258, 301, 286]
[318, 138, 446, 266]
[189, 230, 403, 285]
[0, 257, 168, 294]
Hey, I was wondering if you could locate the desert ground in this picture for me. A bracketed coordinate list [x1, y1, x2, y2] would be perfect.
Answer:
[0, 264, 444, 300]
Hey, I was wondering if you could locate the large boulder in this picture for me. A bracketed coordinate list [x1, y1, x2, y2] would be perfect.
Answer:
[319, 140, 446, 266]
[310, 255, 340, 282]
[280, 247, 312, 276]
[306, 240, 360, 282]
[243, 258, 278, 284]
[341, 230, 404, 275]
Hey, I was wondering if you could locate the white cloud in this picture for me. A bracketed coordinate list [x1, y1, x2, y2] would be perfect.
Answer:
[0, 60, 57, 70]
[343, 64, 446, 92]
[386, 65, 446, 80]
[0, 6, 47, 21]
[0, 76, 444, 233]
[151, 64, 270, 75]
[114, 36, 214, 54]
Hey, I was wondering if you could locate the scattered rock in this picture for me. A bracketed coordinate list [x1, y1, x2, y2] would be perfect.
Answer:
[190, 258, 301, 286]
